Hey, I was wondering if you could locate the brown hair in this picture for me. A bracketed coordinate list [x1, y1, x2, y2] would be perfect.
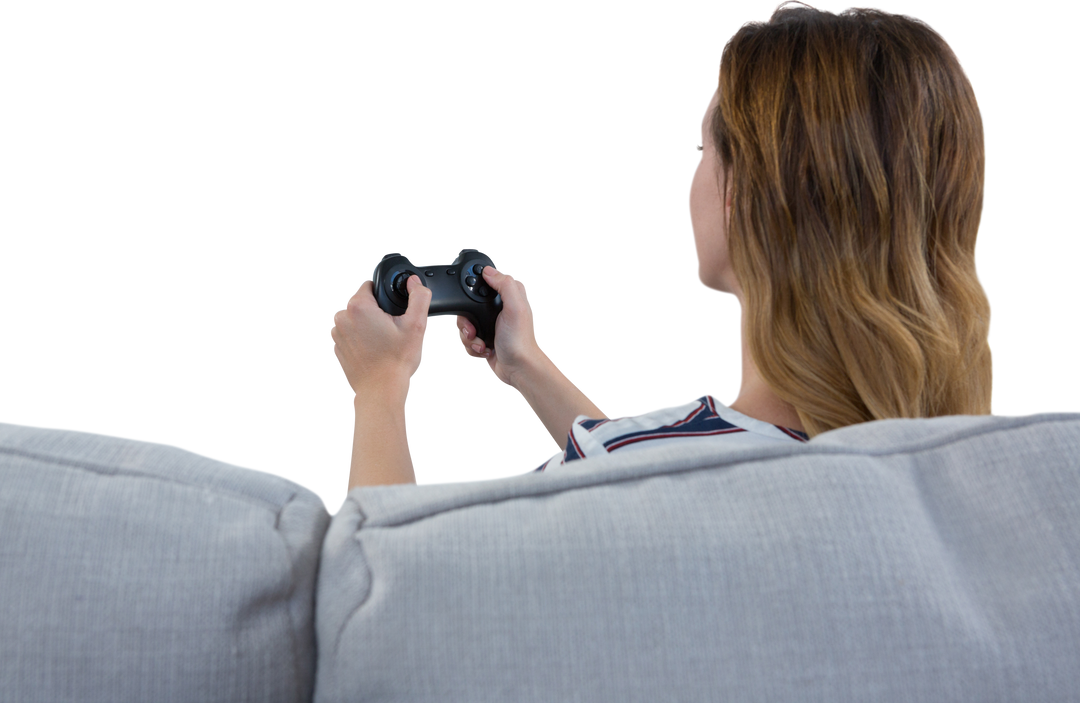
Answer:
[713, 3, 992, 437]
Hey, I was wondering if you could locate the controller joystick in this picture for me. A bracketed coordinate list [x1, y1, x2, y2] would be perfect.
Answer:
[373, 249, 503, 348]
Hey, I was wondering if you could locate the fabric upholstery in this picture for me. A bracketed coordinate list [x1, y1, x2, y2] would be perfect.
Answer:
[315, 413, 1080, 702]
[4, 413, 1078, 702]
[0, 423, 330, 703]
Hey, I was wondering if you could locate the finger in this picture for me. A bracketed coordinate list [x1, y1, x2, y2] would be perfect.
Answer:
[481, 266, 522, 301]
[455, 328, 473, 352]
[403, 275, 431, 320]
[456, 317, 484, 355]
[457, 320, 488, 357]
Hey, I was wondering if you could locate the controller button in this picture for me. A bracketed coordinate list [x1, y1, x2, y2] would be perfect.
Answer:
[478, 285, 490, 297]
[425, 270, 435, 277]
[472, 264, 486, 275]
[466, 275, 477, 287]
[446, 269, 456, 275]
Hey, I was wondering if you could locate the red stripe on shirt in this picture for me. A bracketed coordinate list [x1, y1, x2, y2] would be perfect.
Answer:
[606, 427, 748, 452]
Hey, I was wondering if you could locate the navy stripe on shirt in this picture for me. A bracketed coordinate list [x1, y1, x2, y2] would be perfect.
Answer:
[532, 396, 809, 472]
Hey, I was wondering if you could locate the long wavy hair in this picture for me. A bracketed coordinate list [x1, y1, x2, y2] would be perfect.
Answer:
[713, 3, 992, 437]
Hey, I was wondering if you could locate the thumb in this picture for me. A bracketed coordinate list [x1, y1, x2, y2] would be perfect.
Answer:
[480, 266, 512, 296]
[404, 275, 431, 320]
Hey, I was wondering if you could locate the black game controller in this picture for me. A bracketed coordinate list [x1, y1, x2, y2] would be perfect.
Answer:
[373, 249, 503, 348]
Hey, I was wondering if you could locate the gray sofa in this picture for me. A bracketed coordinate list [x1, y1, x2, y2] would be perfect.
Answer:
[2, 412, 1079, 702]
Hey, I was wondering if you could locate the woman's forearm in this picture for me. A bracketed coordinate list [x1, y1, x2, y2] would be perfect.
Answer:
[507, 345, 609, 451]
[348, 380, 416, 490]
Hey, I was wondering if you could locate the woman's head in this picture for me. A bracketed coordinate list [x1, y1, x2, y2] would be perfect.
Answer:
[699, 2, 992, 436]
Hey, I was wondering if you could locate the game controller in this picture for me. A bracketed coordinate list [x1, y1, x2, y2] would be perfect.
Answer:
[373, 249, 503, 348]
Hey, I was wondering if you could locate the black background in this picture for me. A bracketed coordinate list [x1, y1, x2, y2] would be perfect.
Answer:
[6, 4, 1071, 511]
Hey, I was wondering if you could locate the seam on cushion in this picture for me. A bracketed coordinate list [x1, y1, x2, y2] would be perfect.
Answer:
[333, 494, 372, 660]
[273, 493, 308, 703]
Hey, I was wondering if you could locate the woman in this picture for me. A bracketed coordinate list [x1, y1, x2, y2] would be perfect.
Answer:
[332, 2, 992, 487]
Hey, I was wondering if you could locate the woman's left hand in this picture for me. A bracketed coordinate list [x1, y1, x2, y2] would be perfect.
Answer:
[332, 276, 432, 395]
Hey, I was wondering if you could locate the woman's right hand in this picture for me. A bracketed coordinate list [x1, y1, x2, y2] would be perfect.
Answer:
[457, 266, 539, 388]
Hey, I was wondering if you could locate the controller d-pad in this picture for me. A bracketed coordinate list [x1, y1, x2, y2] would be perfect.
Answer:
[393, 272, 411, 296]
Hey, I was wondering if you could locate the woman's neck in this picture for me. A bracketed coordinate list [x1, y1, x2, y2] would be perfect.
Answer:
[729, 305, 806, 433]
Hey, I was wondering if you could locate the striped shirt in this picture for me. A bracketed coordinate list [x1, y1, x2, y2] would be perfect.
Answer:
[534, 395, 809, 473]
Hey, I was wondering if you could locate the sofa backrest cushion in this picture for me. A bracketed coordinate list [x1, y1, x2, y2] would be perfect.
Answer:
[0, 423, 330, 703]
[315, 413, 1080, 702]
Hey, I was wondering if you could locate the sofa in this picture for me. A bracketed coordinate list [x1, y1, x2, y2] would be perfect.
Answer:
[2, 412, 1079, 702]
